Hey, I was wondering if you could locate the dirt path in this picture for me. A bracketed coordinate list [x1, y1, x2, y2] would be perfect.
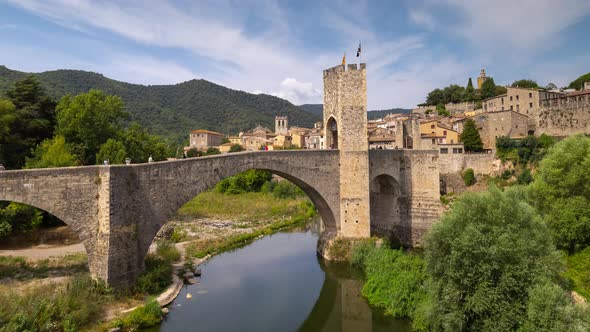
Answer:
[0, 243, 85, 260]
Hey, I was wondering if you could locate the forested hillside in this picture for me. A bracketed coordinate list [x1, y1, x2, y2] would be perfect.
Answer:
[0, 66, 321, 144]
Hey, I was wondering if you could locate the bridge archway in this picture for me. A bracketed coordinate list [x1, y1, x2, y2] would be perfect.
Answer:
[326, 117, 338, 149]
[369, 174, 404, 246]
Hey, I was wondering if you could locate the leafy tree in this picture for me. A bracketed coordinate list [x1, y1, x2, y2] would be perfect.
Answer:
[568, 72, 590, 90]
[521, 282, 590, 332]
[56, 90, 127, 165]
[425, 88, 445, 105]
[119, 123, 168, 163]
[0, 202, 43, 239]
[480, 77, 499, 99]
[465, 78, 475, 101]
[229, 144, 245, 153]
[529, 135, 590, 252]
[517, 169, 533, 185]
[96, 139, 127, 165]
[215, 170, 273, 194]
[459, 119, 483, 152]
[25, 135, 77, 169]
[495, 85, 507, 96]
[511, 79, 539, 89]
[425, 188, 562, 332]
[0, 77, 56, 169]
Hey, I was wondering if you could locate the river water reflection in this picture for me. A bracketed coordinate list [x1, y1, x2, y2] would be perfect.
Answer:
[149, 220, 411, 332]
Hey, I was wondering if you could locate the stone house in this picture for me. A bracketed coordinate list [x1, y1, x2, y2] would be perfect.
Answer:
[241, 125, 275, 151]
[483, 86, 563, 118]
[368, 127, 400, 149]
[470, 110, 535, 150]
[187, 129, 224, 151]
[273, 134, 292, 148]
[420, 120, 460, 145]
[537, 83, 590, 136]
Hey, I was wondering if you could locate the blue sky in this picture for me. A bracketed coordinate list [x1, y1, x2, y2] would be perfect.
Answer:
[1, 0, 589, 109]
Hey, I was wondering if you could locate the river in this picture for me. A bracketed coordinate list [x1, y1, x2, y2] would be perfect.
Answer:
[148, 220, 411, 332]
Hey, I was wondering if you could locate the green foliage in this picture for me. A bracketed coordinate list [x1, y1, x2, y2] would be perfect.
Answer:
[135, 256, 173, 295]
[229, 144, 245, 153]
[119, 123, 168, 163]
[459, 119, 483, 152]
[170, 227, 188, 243]
[481, 77, 499, 99]
[215, 170, 273, 194]
[425, 188, 562, 331]
[0, 77, 56, 169]
[113, 298, 163, 330]
[0, 274, 111, 332]
[205, 147, 221, 155]
[350, 240, 377, 270]
[512, 79, 539, 89]
[425, 84, 466, 105]
[0, 202, 43, 239]
[462, 168, 475, 186]
[529, 135, 590, 253]
[521, 282, 590, 332]
[96, 138, 127, 164]
[56, 89, 127, 164]
[496, 134, 556, 165]
[0, 66, 321, 145]
[25, 135, 77, 169]
[568, 72, 590, 90]
[265, 180, 305, 199]
[156, 240, 181, 262]
[517, 168, 533, 185]
[563, 247, 590, 299]
[186, 148, 199, 158]
[436, 103, 450, 116]
[465, 77, 475, 101]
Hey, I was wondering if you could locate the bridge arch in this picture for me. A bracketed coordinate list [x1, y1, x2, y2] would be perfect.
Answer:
[325, 116, 338, 149]
[369, 174, 408, 247]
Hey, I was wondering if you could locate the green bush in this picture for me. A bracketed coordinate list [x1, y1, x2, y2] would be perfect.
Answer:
[462, 168, 475, 186]
[517, 168, 533, 185]
[350, 240, 376, 269]
[425, 187, 562, 331]
[135, 256, 173, 295]
[229, 144, 245, 153]
[186, 148, 199, 158]
[529, 135, 590, 252]
[113, 298, 163, 330]
[272, 180, 304, 199]
[0, 202, 43, 239]
[0, 274, 111, 331]
[215, 170, 273, 194]
[156, 240, 181, 262]
[501, 169, 513, 180]
[170, 227, 187, 243]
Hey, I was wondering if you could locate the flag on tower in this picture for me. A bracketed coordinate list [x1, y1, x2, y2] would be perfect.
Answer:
[342, 53, 346, 65]
[356, 42, 361, 57]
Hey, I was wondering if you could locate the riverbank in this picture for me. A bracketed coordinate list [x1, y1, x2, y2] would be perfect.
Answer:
[0, 190, 317, 331]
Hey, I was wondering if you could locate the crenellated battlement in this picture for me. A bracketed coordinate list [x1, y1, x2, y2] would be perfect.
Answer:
[323, 63, 366, 78]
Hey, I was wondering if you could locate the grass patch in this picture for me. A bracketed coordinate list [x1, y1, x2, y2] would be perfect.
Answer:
[0, 274, 112, 331]
[155, 240, 181, 262]
[111, 298, 163, 331]
[0, 253, 88, 280]
[563, 247, 590, 299]
[185, 200, 316, 258]
[177, 191, 311, 222]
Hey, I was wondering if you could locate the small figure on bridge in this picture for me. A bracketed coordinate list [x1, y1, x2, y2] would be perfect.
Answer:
[148, 155, 153, 163]
[103, 160, 109, 165]
[125, 158, 131, 165]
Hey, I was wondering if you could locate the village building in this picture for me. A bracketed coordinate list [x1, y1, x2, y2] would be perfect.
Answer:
[368, 127, 399, 149]
[470, 110, 536, 150]
[241, 125, 275, 151]
[185, 129, 225, 154]
[273, 134, 292, 148]
[288, 126, 310, 148]
[420, 120, 460, 145]
[218, 142, 234, 153]
[483, 86, 563, 117]
[537, 82, 590, 136]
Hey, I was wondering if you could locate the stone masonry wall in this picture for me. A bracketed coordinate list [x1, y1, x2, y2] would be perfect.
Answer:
[537, 103, 590, 136]
[438, 153, 499, 175]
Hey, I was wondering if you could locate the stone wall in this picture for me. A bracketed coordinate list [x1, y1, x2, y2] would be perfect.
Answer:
[537, 102, 590, 136]
[438, 153, 499, 175]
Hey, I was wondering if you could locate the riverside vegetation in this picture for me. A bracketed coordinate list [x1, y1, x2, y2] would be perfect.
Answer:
[350, 135, 590, 332]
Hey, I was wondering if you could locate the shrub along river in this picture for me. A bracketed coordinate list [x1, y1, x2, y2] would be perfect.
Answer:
[147, 218, 411, 332]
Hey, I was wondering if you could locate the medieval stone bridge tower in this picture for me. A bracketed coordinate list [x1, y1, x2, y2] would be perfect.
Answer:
[323, 63, 371, 238]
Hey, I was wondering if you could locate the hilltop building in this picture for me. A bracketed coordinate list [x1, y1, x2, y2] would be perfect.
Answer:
[483, 86, 563, 117]
[186, 129, 224, 153]
[477, 69, 488, 89]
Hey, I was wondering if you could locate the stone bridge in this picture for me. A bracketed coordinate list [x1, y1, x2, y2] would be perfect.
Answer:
[0, 149, 441, 287]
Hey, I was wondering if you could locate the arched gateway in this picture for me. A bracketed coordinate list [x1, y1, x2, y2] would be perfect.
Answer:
[0, 63, 442, 287]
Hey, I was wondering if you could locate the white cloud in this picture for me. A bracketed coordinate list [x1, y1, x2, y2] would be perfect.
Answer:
[409, 9, 435, 30]
[272, 78, 322, 105]
[412, 0, 590, 57]
[100, 55, 197, 85]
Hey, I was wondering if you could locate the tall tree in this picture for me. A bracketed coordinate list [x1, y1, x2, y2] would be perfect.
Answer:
[529, 135, 590, 253]
[25, 135, 77, 169]
[480, 77, 498, 99]
[119, 123, 168, 163]
[459, 119, 483, 152]
[511, 79, 539, 89]
[55, 89, 128, 165]
[465, 78, 475, 101]
[0, 77, 56, 169]
[96, 139, 127, 165]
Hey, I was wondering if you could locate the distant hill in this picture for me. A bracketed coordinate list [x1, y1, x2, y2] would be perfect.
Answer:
[296, 104, 411, 120]
[0, 66, 321, 145]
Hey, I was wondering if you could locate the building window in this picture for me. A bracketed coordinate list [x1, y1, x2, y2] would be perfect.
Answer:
[452, 148, 463, 154]
[529, 102, 533, 108]
[510, 96, 513, 101]
[432, 139, 435, 144]
[501, 106, 504, 111]
[440, 148, 448, 154]
[529, 92, 533, 98]
[501, 98, 504, 105]
[431, 124, 435, 129]
[510, 105, 513, 111]
[516, 105, 520, 112]
[443, 130, 447, 135]
[516, 95, 519, 101]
